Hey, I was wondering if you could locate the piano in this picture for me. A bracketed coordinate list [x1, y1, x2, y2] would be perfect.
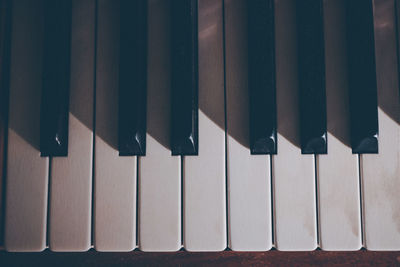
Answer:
[0, 0, 399, 254]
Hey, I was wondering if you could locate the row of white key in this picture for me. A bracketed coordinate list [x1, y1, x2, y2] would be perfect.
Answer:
[3, 0, 399, 252]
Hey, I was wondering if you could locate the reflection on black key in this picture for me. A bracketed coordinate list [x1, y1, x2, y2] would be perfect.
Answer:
[296, 0, 327, 154]
[346, 0, 378, 154]
[171, 0, 198, 156]
[248, 0, 277, 155]
[40, 0, 72, 157]
[118, 0, 147, 156]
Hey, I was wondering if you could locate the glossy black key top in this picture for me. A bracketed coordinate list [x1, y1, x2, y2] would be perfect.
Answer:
[248, 0, 277, 155]
[296, 0, 327, 154]
[346, 0, 378, 154]
[171, 0, 198, 156]
[118, 0, 147, 156]
[40, 0, 72, 157]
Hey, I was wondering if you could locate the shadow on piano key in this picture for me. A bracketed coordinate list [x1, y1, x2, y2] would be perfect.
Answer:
[224, 0, 250, 150]
[8, 0, 95, 155]
[8, 0, 226, 161]
[97, 0, 226, 154]
[94, 0, 119, 151]
[374, 0, 400, 234]
[274, 0, 301, 149]
[198, 0, 225, 135]
[7, 0, 44, 152]
[325, 0, 400, 153]
[375, 0, 400, 126]
[146, 0, 172, 151]
[324, 0, 352, 148]
[5, 0, 399, 161]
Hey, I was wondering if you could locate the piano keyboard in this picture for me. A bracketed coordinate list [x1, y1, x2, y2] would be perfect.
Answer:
[0, 0, 399, 252]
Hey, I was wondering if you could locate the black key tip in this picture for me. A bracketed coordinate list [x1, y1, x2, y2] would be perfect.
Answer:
[251, 136, 277, 155]
[301, 134, 327, 154]
[172, 134, 198, 156]
[352, 135, 378, 154]
[119, 132, 146, 156]
[40, 134, 68, 157]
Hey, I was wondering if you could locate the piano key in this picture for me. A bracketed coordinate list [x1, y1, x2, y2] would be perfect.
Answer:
[170, 0, 198, 156]
[0, 0, 12, 247]
[317, 0, 362, 250]
[40, 0, 72, 157]
[183, 0, 226, 251]
[361, 0, 400, 250]
[48, 0, 94, 251]
[346, 0, 379, 154]
[397, 0, 400, 74]
[4, 0, 49, 251]
[296, 0, 327, 154]
[138, 0, 181, 251]
[118, 0, 147, 156]
[225, 0, 273, 251]
[247, 0, 277, 155]
[94, 0, 136, 251]
[273, 0, 317, 251]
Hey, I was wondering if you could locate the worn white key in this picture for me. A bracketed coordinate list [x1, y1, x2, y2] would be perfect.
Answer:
[48, 0, 95, 251]
[138, 0, 181, 252]
[94, 0, 136, 252]
[224, 0, 272, 252]
[273, 0, 317, 251]
[361, 0, 400, 250]
[4, 0, 49, 252]
[317, 0, 362, 251]
[183, 0, 226, 252]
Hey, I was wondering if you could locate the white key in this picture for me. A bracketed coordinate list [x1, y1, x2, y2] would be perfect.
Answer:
[94, 0, 136, 251]
[273, 0, 317, 251]
[183, 0, 226, 252]
[48, 0, 95, 251]
[317, 0, 362, 251]
[4, 0, 49, 252]
[224, 0, 272, 251]
[138, 0, 181, 251]
[361, 0, 400, 250]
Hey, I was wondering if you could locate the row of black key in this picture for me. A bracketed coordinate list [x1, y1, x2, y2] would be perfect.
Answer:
[39, 0, 379, 157]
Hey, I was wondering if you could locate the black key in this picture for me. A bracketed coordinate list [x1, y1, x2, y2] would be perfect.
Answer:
[397, 0, 400, 90]
[40, 0, 72, 157]
[118, 0, 147, 156]
[346, 0, 378, 154]
[0, 0, 12, 243]
[247, 0, 277, 155]
[171, 0, 198, 156]
[296, 0, 327, 154]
